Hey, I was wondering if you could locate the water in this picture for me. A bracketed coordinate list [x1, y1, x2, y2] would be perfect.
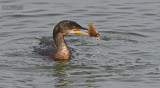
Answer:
[0, 0, 160, 88]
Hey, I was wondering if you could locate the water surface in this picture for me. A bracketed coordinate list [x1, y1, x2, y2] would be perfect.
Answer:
[0, 0, 160, 88]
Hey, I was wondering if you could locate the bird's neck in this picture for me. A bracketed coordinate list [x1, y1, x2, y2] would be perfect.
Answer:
[53, 33, 70, 60]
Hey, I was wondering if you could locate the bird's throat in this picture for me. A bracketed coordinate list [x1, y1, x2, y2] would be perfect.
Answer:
[53, 33, 71, 60]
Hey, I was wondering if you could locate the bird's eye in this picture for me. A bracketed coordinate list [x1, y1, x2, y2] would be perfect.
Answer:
[72, 26, 77, 29]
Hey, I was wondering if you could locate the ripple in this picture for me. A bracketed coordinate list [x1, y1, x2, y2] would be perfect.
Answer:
[84, 13, 109, 16]
[117, 7, 136, 10]
[100, 31, 148, 37]
[23, 9, 47, 13]
[72, 9, 88, 12]
[101, 37, 111, 41]
[142, 13, 158, 16]
[31, 2, 49, 4]
[3, 13, 67, 18]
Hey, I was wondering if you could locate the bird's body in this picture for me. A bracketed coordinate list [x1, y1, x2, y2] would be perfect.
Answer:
[34, 20, 88, 60]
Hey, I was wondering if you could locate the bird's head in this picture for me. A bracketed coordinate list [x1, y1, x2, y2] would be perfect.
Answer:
[53, 20, 89, 38]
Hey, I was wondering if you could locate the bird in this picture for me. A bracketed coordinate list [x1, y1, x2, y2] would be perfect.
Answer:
[34, 20, 89, 60]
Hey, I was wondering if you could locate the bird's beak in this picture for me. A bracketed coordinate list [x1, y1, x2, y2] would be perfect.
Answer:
[71, 28, 89, 36]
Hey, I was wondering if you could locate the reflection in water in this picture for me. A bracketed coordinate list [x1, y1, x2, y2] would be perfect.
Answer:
[52, 61, 70, 87]
[51, 60, 98, 88]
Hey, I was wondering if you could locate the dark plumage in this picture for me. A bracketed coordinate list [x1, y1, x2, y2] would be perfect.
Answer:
[34, 20, 88, 60]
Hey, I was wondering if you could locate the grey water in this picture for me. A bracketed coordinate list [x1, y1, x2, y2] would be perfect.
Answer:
[0, 0, 160, 88]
